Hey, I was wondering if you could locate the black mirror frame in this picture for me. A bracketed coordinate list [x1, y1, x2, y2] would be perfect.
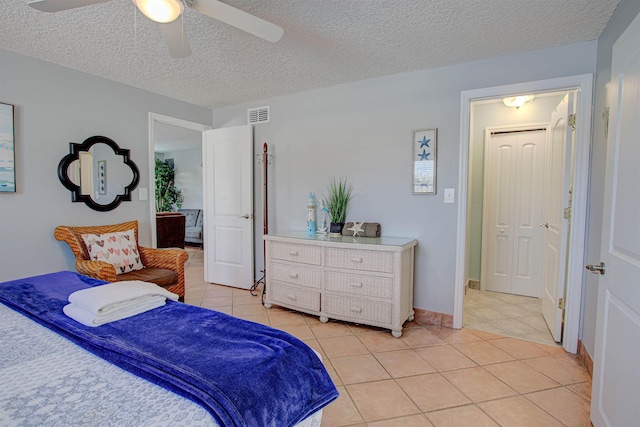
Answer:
[57, 135, 140, 212]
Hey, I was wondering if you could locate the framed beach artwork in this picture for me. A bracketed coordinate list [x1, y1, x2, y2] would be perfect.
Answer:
[412, 128, 437, 194]
[0, 102, 16, 193]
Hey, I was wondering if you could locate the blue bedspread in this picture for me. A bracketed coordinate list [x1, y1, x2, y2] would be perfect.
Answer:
[0, 271, 338, 426]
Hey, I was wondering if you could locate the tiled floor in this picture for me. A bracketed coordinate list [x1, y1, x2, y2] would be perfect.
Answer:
[463, 288, 559, 346]
[184, 248, 592, 426]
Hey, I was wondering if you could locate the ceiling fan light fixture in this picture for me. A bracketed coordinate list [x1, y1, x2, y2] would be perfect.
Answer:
[503, 95, 535, 109]
[133, 0, 183, 23]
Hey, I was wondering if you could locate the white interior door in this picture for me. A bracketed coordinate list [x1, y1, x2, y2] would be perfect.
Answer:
[591, 13, 640, 426]
[540, 94, 574, 342]
[482, 129, 546, 297]
[202, 125, 254, 289]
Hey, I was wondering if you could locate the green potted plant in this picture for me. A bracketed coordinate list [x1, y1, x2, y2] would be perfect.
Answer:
[324, 177, 354, 236]
[155, 158, 183, 212]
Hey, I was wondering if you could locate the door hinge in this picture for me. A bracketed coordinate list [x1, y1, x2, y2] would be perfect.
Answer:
[558, 298, 566, 310]
[569, 114, 576, 131]
[563, 207, 571, 220]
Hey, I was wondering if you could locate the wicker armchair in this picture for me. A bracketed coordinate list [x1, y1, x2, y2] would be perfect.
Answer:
[54, 220, 188, 300]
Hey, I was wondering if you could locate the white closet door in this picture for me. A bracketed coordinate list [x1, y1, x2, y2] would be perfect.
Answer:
[482, 129, 546, 297]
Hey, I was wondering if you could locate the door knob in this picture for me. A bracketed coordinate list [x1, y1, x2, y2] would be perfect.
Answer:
[237, 214, 254, 219]
[585, 262, 605, 275]
[539, 223, 549, 229]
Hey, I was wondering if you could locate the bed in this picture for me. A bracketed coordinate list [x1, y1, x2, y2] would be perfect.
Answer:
[0, 271, 338, 426]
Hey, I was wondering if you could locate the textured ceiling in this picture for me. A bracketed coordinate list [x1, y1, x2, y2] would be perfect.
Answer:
[0, 0, 620, 110]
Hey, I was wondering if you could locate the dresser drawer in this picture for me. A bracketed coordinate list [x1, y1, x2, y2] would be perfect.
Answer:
[270, 242, 321, 265]
[271, 262, 321, 288]
[325, 248, 393, 273]
[324, 294, 392, 324]
[270, 283, 321, 312]
[325, 271, 393, 299]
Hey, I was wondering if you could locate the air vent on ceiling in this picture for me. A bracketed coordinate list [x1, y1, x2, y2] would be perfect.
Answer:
[248, 106, 270, 124]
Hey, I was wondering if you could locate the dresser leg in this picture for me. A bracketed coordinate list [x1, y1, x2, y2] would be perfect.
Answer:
[391, 330, 403, 338]
[319, 316, 329, 323]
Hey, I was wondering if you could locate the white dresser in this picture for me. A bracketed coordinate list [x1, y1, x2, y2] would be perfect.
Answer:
[264, 231, 417, 337]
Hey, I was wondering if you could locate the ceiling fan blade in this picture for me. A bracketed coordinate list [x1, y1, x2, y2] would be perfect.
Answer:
[159, 20, 192, 58]
[190, 0, 283, 42]
[28, 0, 110, 13]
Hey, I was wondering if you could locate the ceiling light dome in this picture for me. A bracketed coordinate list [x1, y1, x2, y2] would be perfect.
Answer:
[133, 0, 183, 23]
[503, 95, 535, 109]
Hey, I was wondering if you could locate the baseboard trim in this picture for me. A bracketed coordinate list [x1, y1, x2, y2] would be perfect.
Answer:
[577, 339, 593, 378]
[414, 307, 454, 328]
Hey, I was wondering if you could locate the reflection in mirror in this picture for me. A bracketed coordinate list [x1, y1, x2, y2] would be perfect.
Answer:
[58, 136, 139, 212]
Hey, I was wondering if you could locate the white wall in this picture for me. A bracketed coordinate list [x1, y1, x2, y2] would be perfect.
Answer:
[165, 148, 203, 210]
[212, 41, 598, 315]
[0, 49, 212, 282]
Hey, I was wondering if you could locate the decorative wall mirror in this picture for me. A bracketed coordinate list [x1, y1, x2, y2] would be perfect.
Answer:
[58, 135, 140, 212]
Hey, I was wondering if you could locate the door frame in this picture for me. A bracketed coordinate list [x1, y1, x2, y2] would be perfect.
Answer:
[454, 74, 593, 354]
[147, 113, 212, 247]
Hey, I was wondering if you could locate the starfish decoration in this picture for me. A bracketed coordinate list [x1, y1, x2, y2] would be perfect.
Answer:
[419, 136, 431, 148]
[347, 221, 365, 237]
[418, 149, 430, 161]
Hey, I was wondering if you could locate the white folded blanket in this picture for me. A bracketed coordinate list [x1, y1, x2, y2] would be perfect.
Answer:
[63, 281, 178, 327]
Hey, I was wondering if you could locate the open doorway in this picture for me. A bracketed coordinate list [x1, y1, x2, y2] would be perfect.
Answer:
[147, 113, 211, 248]
[465, 92, 572, 346]
[454, 75, 594, 355]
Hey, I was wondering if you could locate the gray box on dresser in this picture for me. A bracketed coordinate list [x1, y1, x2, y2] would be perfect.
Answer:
[264, 231, 417, 337]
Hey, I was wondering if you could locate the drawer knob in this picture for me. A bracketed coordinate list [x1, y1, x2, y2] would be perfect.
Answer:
[287, 294, 297, 301]
[289, 273, 299, 279]
[350, 282, 363, 288]
[351, 257, 363, 263]
[350, 307, 363, 313]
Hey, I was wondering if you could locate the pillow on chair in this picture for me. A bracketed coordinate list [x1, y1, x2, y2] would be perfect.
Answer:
[82, 229, 144, 274]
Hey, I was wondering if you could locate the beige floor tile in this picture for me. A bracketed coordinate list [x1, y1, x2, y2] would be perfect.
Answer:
[199, 296, 232, 307]
[483, 360, 560, 394]
[321, 385, 363, 426]
[357, 330, 410, 353]
[267, 310, 308, 327]
[231, 303, 266, 316]
[453, 340, 515, 365]
[396, 373, 471, 412]
[331, 354, 391, 384]
[312, 320, 359, 338]
[425, 404, 499, 427]
[347, 379, 420, 422]
[526, 387, 592, 427]
[523, 354, 591, 385]
[430, 327, 483, 344]
[367, 413, 434, 426]
[318, 335, 370, 358]
[415, 345, 477, 371]
[202, 284, 234, 297]
[567, 381, 592, 401]
[374, 349, 436, 378]
[478, 395, 564, 427]
[441, 367, 517, 402]
[276, 323, 315, 340]
[488, 337, 554, 359]
[399, 327, 447, 348]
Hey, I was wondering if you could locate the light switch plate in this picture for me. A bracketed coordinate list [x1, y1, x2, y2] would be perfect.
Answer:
[444, 188, 455, 203]
[139, 187, 148, 201]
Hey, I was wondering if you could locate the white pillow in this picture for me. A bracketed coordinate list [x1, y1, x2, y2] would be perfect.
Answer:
[82, 229, 144, 274]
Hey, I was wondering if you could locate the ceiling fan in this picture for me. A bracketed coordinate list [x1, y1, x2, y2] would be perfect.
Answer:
[27, 0, 284, 58]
